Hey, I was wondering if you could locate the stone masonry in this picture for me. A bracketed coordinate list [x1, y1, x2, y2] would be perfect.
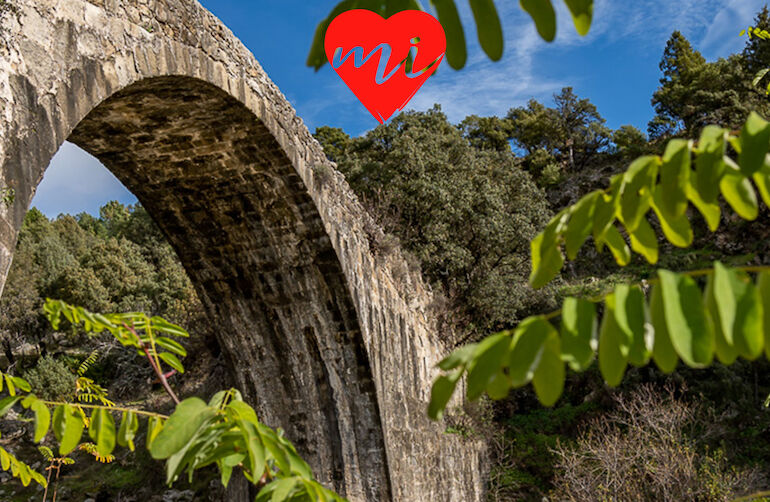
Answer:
[0, 1, 485, 500]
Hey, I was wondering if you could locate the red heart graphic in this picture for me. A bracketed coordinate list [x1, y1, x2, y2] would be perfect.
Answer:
[325, 9, 446, 124]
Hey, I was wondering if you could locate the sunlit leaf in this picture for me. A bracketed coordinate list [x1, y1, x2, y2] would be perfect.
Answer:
[629, 218, 659, 264]
[466, 333, 511, 400]
[150, 398, 215, 459]
[532, 331, 564, 406]
[88, 408, 116, 457]
[694, 125, 727, 203]
[659, 139, 691, 219]
[650, 283, 678, 373]
[563, 0, 593, 36]
[720, 169, 758, 221]
[598, 294, 627, 386]
[738, 111, 770, 176]
[508, 317, 554, 386]
[560, 297, 596, 371]
[657, 270, 714, 368]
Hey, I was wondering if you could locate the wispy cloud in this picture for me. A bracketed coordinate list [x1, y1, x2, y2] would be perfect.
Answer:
[406, 1, 566, 123]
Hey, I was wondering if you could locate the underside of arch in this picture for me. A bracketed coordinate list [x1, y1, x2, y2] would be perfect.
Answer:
[66, 75, 391, 500]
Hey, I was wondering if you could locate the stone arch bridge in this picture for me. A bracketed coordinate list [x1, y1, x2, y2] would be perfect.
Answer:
[0, 0, 484, 500]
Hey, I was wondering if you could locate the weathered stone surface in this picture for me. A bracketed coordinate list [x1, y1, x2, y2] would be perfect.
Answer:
[0, 1, 485, 501]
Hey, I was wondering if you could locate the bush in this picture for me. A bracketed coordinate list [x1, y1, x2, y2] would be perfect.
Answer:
[316, 107, 557, 339]
[23, 355, 74, 401]
[550, 385, 766, 501]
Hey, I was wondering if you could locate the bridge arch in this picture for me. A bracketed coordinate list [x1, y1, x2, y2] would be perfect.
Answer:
[0, 1, 484, 500]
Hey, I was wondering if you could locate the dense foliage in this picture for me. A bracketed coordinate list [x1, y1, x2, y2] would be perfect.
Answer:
[316, 107, 555, 336]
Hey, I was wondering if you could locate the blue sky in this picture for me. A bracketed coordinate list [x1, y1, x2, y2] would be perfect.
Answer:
[32, 0, 768, 217]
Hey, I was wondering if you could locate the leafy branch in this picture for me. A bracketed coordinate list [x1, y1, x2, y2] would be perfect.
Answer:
[308, 0, 594, 71]
[0, 301, 347, 502]
[429, 111, 770, 420]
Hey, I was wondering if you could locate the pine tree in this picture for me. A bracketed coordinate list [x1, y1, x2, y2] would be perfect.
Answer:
[742, 5, 770, 75]
[649, 31, 706, 138]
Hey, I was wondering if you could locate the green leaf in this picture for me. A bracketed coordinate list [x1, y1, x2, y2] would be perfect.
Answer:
[757, 271, 770, 360]
[565, 191, 599, 260]
[428, 372, 461, 420]
[753, 162, 770, 208]
[651, 186, 693, 247]
[146, 416, 164, 451]
[619, 156, 658, 232]
[712, 262, 763, 359]
[431, 0, 466, 69]
[532, 331, 564, 406]
[529, 211, 567, 288]
[159, 352, 185, 374]
[593, 176, 622, 241]
[11, 377, 31, 393]
[486, 370, 512, 400]
[150, 398, 215, 459]
[738, 111, 770, 176]
[4, 374, 15, 396]
[650, 283, 678, 373]
[686, 174, 721, 232]
[470, 0, 503, 60]
[117, 411, 139, 451]
[563, 0, 593, 36]
[0, 396, 20, 416]
[600, 225, 631, 266]
[31, 401, 50, 443]
[705, 273, 738, 365]
[694, 125, 727, 203]
[657, 270, 714, 367]
[226, 400, 259, 425]
[437, 343, 477, 371]
[270, 478, 299, 502]
[59, 405, 84, 456]
[598, 295, 627, 387]
[520, 0, 556, 42]
[660, 139, 691, 219]
[466, 333, 512, 400]
[239, 419, 266, 481]
[720, 169, 759, 221]
[560, 297, 597, 371]
[155, 337, 187, 357]
[622, 286, 651, 367]
[150, 317, 189, 337]
[629, 218, 659, 264]
[89, 408, 116, 457]
[508, 317, 555, 387]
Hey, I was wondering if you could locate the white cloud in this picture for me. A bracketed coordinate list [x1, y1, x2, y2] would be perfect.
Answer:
[699, 0, 768, 59]
[31, 142, 136, 218]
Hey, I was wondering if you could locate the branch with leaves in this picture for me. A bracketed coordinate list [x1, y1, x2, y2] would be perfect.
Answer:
[429, 111, 770, 420]
[0, 300, 347, 502]
[308, 0, 594, 71]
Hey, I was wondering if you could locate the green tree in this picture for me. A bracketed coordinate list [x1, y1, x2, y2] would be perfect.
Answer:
[313, 126, 353, 163]
[742, 5, 770, 75]
[649, 31, 707, 139]
[457, 115, 512, 151]
[612, 124, 649, 159]
[508, 87, 610, 171]
[316, 106, 555, 335]
[649, 23, 770, 140]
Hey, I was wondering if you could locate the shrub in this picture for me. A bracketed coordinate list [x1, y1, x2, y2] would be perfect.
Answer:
[23, 355, 74, 401]
[550, 385, 766, 501]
